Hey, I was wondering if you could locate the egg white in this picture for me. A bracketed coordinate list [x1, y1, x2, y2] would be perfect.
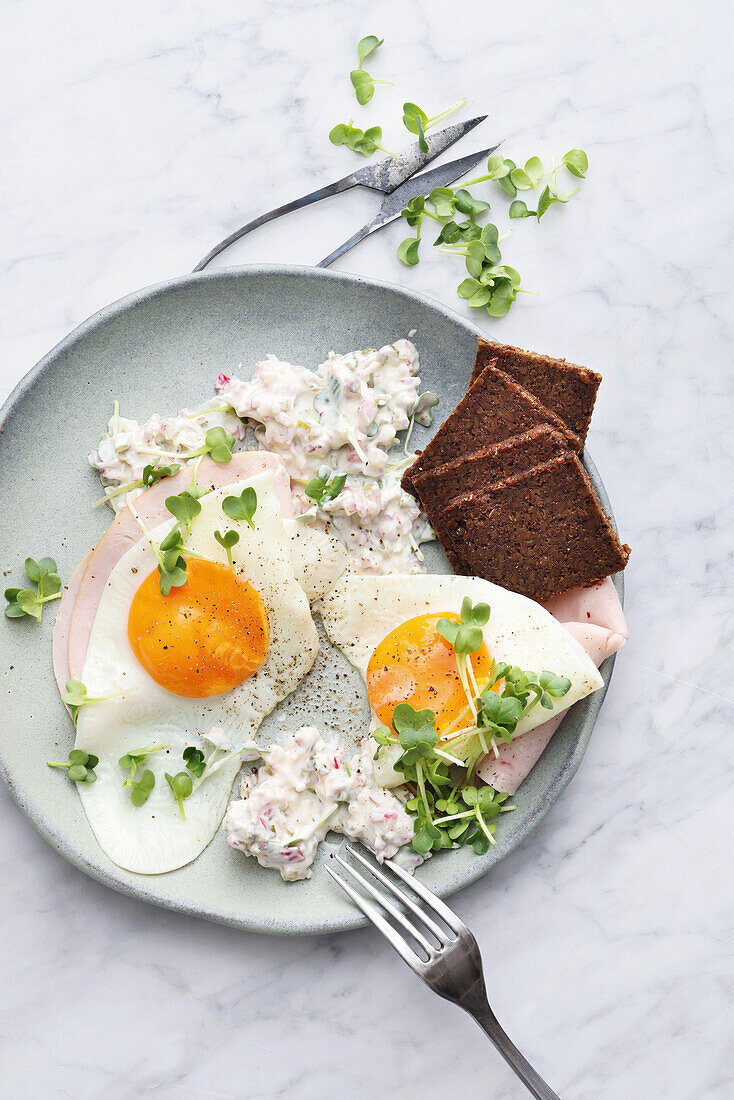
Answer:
[74, 472, 319, 874]
[318, 572, 604, 746]
[284, 519, 349, 603]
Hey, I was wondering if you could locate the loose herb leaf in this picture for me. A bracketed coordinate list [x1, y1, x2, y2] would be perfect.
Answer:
[357, 34, 383, 67]
[402, 102, 429, 152]
[25, 557, 57, 583]
[402, 98, 466, 152]
[437, 597, 490, 657]
[47, 748, 99, 783]
[401, 194, 426, 226]
[350, 70, 373, 105]
[203, 426, 235, 464]
[142, 462, 181, 487]
[129, 769, 155, 807]
[454, 189, 490, 220]
[509, 199, 536, 219]
[119, 743, 166, 784]
[304, 468, 348, 506]
[329, 121, 394, 157]
[165, 771, 193, 819]
[214, 528, 240, 570]
[4, 557, 63, 621]
[183, 746, 207, 778]
[222, 486, 257, 528]
[397, 237, 421, 266]
[165, 491, 202, 533]
[562, 148, 588, 178]
[428, 186, 457, 219]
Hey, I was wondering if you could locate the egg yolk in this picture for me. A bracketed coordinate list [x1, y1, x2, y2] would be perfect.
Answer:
[127, 558, 269, 698]
[366, 612, 494, 738]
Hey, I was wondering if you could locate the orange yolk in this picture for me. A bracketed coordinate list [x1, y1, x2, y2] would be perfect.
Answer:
[127, 558, 269, 698]
[366, 612, 494, 738]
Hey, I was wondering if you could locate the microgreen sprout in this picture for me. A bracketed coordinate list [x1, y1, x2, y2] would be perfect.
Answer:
[128, 769, 155, 807]
[165, 771, 193, 819]
[119, 744, 167, 785]
[329, 121, 396, 157]
[304, 466, 347, 506]
[61, 679, 119, 726]
[348, 35, 390, 106]
[395, 147, 587, 315]
[190, 426, 235, 464]
[372, 702, 515, 856]
[156, 525, 188, 596]
[214, 528, 240, 570]
[357, 34, 383, 68]
[47, 749, 99, 784]
[165, 490, 202, 536]
[437, 597, 491, 714]
[402, 99, 466, 153]
[183, 746, 207, 778]
[4, 557, 62, 621]
[222, 487, 257, 528]
[93, 461, 183, 508]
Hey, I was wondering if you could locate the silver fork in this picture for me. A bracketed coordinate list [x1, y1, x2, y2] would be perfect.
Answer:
[327, 846, 560, 1100]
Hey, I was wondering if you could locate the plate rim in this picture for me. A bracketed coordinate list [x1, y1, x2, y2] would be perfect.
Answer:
[0, 263, 623, 935]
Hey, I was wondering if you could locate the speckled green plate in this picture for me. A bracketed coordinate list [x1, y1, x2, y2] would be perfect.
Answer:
[0, 266, 622, 935]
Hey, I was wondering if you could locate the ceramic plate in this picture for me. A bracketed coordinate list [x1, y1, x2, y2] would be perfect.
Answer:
[0, 265, 621, 934]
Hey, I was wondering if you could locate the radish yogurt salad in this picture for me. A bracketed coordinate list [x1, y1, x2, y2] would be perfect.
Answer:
[216, 339, 438, 573]
[90, 399, 245, 512]
[224, 726, 416, 881]
[90, 339, 437, 574]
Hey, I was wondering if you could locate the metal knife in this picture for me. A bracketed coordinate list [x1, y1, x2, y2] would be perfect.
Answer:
[193, 116, 488, 272]
[316, 143, 499, 268]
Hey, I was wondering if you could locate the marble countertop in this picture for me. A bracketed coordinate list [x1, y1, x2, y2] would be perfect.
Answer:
[2, 2, 732, 1097]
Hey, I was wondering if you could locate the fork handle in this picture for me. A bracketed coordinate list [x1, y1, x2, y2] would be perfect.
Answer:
[466, 1001, 560, 1099]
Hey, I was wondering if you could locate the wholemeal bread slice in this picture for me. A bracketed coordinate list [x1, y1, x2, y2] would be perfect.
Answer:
[432, 451, 630, 600]
[410, 425, 570, 518]
[402, 363, 581, 493]
[470, 340, 601, 444]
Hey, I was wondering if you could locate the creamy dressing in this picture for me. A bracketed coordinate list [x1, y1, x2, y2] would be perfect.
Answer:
[216, 340, 435, 573]
[89, 399, 245, 513]
[224, 726, 415, 881]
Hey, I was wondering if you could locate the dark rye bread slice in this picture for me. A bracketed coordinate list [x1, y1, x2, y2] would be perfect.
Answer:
[470, 340, 601, 445]
[433, 452, 630, 601]
[410, 424, 570, 518]
[402, 363, 581, 493]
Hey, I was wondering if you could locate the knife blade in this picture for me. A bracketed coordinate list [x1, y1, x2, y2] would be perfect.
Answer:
[349, 115, 489, 193]
[193, 116, 489, 272]
[316, 143, 499, 268]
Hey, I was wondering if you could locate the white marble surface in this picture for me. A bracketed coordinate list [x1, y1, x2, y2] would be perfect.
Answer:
[2, 1, 733, 1097]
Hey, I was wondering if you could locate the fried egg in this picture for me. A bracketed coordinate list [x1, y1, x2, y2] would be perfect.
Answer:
[318, 572, 603, 777]
[74, 472, 319, 874]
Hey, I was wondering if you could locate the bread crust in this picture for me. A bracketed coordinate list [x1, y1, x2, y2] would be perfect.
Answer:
[433, 452, 630, 601]
[470, 340, 600, 444]
[402, 363, 581, 492]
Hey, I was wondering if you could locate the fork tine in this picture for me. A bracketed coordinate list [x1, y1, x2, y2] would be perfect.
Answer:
[382, 855, 466, 935]
[331, 853, 435, 956]
[325, 865, 425, 970]
[344, 846, 448, 944]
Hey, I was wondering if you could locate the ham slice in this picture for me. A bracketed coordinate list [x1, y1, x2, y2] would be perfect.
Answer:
[57, 453, 293, 690]
[477, 578, 628, 793]
[52, 551, 92, 690]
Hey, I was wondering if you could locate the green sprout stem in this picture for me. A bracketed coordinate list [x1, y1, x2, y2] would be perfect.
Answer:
[415, 761, 431, 820]
[474, 807, 497, 845]
[425, 97, 466, 130]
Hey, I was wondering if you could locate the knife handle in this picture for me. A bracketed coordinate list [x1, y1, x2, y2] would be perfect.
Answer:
[193, 174, 358, 272]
